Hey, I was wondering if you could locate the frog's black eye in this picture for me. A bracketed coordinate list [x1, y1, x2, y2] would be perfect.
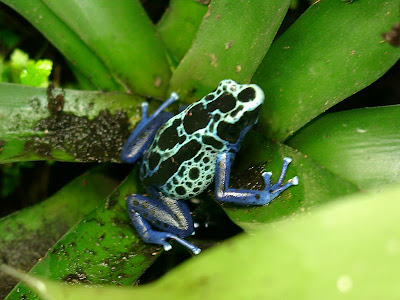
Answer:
[238, 87, 256, 102]
[241, 106, 262, 126]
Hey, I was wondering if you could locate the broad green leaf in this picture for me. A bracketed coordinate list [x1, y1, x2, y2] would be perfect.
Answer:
[168, 0, 290, 102]
[151, 183, 400, 299]
[253, 0, 400, 141]
[1, 265, 150, 300]
[67, 63, 97, 90]
[5, 183, 400, 299]
[42, 0, 171, 98]
[0, 167, 118, 299]
[223, 132, 358, 232]
[1, 0, 120, 91]
[287, 105, 400, 191]
[6, 169, 161, 300]
[157, 0, 209, 68]
[0, 83, 144, 163]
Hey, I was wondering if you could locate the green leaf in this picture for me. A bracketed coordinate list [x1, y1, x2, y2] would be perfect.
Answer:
[1, 265, 149, 300]
[157, 0, 209, 68]
[252, 0, 400, 141]
[168, 0, 290, 102]
[5, 183, 400, 299]
[5, 169, 161, 300]
[0, 167, 118, 298]
[41, 0, 171, 97]
[287, 105, 400, 191]
[151, 183, 400, 299]
[0, 83, 144, 163]
[20, 59, 53, 87]
[1, 0, 120, 91]
[223, 132, 358, 232]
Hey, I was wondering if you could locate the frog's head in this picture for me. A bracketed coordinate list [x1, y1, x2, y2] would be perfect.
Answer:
[203, 79, 265, 145]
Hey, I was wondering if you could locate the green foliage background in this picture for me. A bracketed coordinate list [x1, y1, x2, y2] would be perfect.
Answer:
[0, 0, 399, 299]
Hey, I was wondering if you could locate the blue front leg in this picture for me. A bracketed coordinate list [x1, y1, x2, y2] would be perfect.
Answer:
[215, 153, 298, 205]
[121, 93, 178, 163]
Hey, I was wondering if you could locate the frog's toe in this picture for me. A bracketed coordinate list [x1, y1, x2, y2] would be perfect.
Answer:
[146, 230, 201, 254]
[164, 232, 201, 255]
[162, 243, 172, 251]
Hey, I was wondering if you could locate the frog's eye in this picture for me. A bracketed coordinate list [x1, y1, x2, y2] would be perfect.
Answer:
[216, 105, 262, 144]
[237, 87, 256, 102]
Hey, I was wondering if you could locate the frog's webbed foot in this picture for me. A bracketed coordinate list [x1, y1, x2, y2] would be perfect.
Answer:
[215, 153, 298, 205]
[126, 192, 201, 255]
[267, 157, 299, 195]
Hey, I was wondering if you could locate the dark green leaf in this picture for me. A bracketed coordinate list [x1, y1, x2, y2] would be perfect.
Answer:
[41, 0, 171, 97]
[168, 0, 290, 102]
[0, 167, 118, 298]
[157, 0, 208, 68]
[0, 83, 144, 163]
[287, 105, 400, 191]
[223, 132, 358, 231]
[253, 0, 400, 141]
[6, 169, 161, 299]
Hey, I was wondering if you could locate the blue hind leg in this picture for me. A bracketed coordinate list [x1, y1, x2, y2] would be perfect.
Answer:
[126, 190, 201, 254]
[121, 93, 179, 163]
[215, 153, 298, 205]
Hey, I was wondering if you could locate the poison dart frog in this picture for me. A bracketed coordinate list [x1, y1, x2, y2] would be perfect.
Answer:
[121, 79, 298, 254]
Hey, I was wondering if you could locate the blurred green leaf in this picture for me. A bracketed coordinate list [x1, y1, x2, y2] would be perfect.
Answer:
[20, 59, 52, 87]
[223, 132, 358, 232]
[253, 0, 400, 141]
[5, 183, 400, 299]
[157, 0, 209, 68]
[1, 0, 120, 91]
[9, 49, 28, 68]
[5, 169, 161, 300]
[0, 83, 144, 163]
[287, 105, 400, 191]
[5, 49, 53, 87]
[0, 29, 19, 50]
[8, 49, 29, 83]
[0, 161, 34, 197]
[0, 167, 118, 298]
[168, 0, 290, 102]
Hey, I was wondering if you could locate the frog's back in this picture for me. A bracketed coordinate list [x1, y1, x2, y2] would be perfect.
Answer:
[140, 107, 227, 199]
[140, 79, 264, 199]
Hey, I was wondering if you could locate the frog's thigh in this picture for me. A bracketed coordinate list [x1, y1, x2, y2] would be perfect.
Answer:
[126, 192, 194, 238]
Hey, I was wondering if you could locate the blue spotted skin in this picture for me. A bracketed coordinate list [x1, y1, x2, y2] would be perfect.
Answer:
[121, 79, 298, 254]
